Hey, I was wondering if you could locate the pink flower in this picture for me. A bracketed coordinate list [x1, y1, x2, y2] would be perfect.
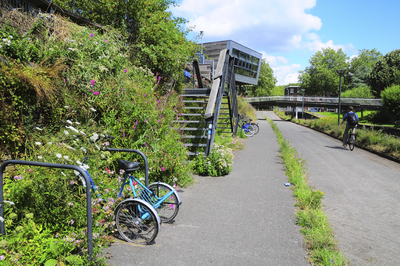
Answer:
[90, 33, 94, 37]
[104, 39, 107, 42]
[124, 69, 127, 73]
[93, 92, 99, 95]
[161, 167, 166, 171]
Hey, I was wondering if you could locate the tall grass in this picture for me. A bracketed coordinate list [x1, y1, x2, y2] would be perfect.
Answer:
[267, 118, 348, 265]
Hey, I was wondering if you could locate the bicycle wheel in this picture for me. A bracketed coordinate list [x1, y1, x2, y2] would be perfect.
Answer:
[242, 124, 255, 137]
[251, 123, 259, 135]
[349, 133, 356, 151]
[115, 199, 160, 244]
[148, 183, 180, 223]
[347, 129, 354, 151]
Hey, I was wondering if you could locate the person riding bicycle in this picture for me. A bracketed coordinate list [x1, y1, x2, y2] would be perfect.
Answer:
[341, 106, 359, 149]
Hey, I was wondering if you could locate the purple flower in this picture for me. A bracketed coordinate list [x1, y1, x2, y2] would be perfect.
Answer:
[93, 91, 99, 95]
[90, 33, 94, 37]
[144, 93, 146, 97]
[70, 219, 74, 225]
[161, 167, 166, 171]
[123, 133, 125, 139]
[0, 255, 4, 260]
[124, 69, 127, 73]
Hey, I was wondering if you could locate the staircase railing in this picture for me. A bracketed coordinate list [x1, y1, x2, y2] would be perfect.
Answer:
[204, 49, 238, 155]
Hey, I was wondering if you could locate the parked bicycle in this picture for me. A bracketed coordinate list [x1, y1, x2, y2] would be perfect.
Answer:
[76, 134, 181, 244]
[238, 114, 258, 137]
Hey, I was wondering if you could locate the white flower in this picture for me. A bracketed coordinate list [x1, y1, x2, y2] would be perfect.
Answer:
[64, 156, 69, 160]
[90, 133, 99, 142]
[80, 147, 87, 153]
[64, 130, 69, 135]
[66, 120, 73, 124]
[66, 126, 79, 133]
[8, 35, 13, 39]
[64, 106, 69, 108]
[79, 131, 86, 135]
[90, 108, 96, 112]
[68, 48, 75, 51]
[76, 160, 82, 165]
[35, 127, 42, 131]
[47, 142, 52, 145]
[35, 142, 41, 145]
[75, 122, 80, 125]
[37, 156, 43, 159]
[56, 153, 62, 158]
[3, 200, 14, 205]
[61, 171, 66, 176]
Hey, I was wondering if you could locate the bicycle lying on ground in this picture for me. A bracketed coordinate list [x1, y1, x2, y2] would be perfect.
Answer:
[77, 135, 181, 244]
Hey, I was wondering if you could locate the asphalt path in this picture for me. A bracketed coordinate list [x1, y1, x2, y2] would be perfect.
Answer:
[104, 112, 310, 265]
[262, 111, 400, 265]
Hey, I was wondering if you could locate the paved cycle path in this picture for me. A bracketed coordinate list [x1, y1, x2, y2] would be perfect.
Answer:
[104, 113, 310, 265]
[262, 111, 400, 266]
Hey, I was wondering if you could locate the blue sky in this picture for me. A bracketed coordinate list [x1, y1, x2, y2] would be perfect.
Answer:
[170, 0, 400, 85]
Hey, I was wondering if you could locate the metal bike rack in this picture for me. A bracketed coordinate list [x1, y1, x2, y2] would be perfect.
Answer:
[106, 148, 149, 187]
[0, 160, 94, 262]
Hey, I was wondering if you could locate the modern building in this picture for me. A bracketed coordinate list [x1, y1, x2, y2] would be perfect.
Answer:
[200, 40, 262, 86]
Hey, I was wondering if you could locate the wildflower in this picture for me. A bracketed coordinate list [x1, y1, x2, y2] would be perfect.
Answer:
[70, 180, 75, 185]
[90, 33, 94, 37]
[68, 202, 74, 206]
[35, 127, 43, 131]
[70, 219, 74, 225]
[124, 69, 127, 73]
[93, 91, 99, 95]
[90, 108, 96, 112]
[64, 130, 69, 135]
[38, 156, 43, 159]
[56, 153, 62, 158]
[0, 255, 4, 260]
[66, 120, 73, 124]
[35, 141, 41, 145]
[161, 167, 166, 171]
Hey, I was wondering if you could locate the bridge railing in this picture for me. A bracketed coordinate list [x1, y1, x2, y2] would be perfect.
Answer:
[246, 96, 382, 106]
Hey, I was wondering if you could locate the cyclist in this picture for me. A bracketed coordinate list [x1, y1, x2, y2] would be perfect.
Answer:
[341, 106, 359, 149]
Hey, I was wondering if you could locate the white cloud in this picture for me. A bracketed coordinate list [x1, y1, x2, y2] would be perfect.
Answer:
[171, 0, 321, 52]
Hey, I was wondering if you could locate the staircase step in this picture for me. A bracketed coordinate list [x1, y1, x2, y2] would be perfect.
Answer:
[182, 89, 211, 95]
[188, 151, 205, 156]
[183, 107, 206, 110]
[183, 135, 207, 139]
[181, 113, 204, 116]
[183, 100, 208, 103]
[185, 143, 207, 147]
[181, 128, 207, 131]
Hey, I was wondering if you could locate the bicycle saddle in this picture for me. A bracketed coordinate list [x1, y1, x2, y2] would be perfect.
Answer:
[118, 159, 140, 173]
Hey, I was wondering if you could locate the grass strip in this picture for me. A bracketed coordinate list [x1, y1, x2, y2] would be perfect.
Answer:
[267, 118, 348, 266]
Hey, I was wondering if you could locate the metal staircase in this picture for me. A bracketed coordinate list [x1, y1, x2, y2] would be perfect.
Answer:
[180, 49, 239, 156]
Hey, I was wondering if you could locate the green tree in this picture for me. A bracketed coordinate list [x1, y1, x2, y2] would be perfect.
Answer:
[242, 59, 277, 96]
[52, 0, 198, 85]
[381, 84, 400, 121]
[341, 84, 374, 98]
[368, 49, 400, 97]
[298, 48, 349, 96]
[348, 49, 382, 89]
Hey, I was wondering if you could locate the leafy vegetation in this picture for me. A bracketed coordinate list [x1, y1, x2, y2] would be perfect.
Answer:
[368, 49, 400, 98]
[267, 118, 348, 265]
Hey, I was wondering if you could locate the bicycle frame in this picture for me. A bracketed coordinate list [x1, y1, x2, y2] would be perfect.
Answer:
[118, 173, 176, 211]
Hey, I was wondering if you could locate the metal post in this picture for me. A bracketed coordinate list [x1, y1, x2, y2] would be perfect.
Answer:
[0, 160, 93, 262]
[337, 69, 345, 126]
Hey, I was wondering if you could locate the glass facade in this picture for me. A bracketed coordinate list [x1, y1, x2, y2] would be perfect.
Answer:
[232, 48, 259, 79]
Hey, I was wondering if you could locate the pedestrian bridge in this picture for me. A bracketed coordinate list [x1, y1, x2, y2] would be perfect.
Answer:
[247, 96, 382, 110]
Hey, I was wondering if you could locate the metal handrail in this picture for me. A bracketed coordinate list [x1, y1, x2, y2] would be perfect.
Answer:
[247, 96, 382, 106]
[0, 160, 94, 262]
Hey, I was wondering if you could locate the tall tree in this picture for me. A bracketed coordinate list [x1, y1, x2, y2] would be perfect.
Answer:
[368, 49, 400, 97]
[348, 48, 382, 89]
[243, 59, 277, 97]
[52, 0, 198, 83]
[298, 48, 349, 96]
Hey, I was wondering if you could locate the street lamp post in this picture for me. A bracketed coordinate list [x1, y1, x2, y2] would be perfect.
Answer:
[300, 89, 305, 119]
[336, 69, 345, 126]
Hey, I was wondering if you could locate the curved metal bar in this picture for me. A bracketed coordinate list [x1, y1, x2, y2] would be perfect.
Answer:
[106, 148, 149, 187]
[0, 160, 93, 262]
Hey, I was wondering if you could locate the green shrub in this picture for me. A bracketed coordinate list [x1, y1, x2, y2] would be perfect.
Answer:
[192, 143, 234, 177]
